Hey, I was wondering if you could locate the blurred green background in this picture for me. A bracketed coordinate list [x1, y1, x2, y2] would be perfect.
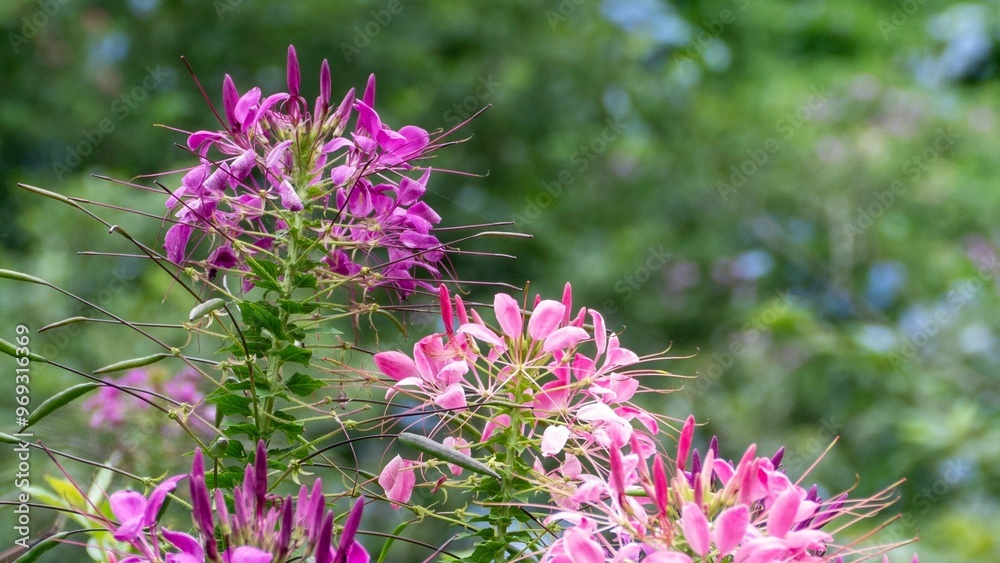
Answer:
[2, 0, 1000, 560]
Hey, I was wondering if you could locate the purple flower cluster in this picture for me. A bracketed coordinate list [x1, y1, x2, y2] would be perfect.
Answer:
[165, 46, 447, 296]
[107, 441, 367, 563]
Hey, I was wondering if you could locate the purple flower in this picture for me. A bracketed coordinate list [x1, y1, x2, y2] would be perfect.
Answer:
[164, 45, 455, 299]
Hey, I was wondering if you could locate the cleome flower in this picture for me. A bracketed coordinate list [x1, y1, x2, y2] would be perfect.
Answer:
[164, 45, 453, 298]
[99, 441, 367, 563]
[373, 283, 672, 511]
[540, 415, 918, 563]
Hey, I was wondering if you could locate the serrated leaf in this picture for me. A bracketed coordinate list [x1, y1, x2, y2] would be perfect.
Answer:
[398, 432, 500, 479]
[276, 344, 312, 366]
[278, 298, 317, 314]
[23, 383, 100, 430]
[285, 372, 324, 396]
[239, 302, 284, 338]
[206, 390, 253, 417]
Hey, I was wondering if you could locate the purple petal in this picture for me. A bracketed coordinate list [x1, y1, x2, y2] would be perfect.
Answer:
[286, 45, 300, 98]
[164, 223, 193, 264]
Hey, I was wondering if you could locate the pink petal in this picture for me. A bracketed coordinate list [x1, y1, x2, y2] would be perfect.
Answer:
[713, 504, 750, 556]
[162, 529, 203, 559]
[109, 491, 146, 541]
[226, 546, 274, 563]
[541, 425, 570, 457]
[590, 311, 607, 356]
[766, 487, 801, 538]
[681, 502, 711, 556]
[644, 552, 694, 563]
[434, 383, 467, 411]
[527, 300, 565, 340]
[456, 323, 503, 347]
[373, 351, 419, 382]
[493, 293, 523, 339]
[542, 326, 589, 353]
[563, 526, 604, 563]
[144, 475, 185, 524]
[378, 455, 415, 509]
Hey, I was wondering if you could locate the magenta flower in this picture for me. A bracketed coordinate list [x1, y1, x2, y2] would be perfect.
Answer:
[163, 45, 454, 298]
[98, 440, 367, 563]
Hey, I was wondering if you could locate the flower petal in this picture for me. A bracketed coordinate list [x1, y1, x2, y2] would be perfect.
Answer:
[493, 293, 523, 339]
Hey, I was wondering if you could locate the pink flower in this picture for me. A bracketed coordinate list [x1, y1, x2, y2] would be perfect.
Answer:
[379, 455, 416, 508]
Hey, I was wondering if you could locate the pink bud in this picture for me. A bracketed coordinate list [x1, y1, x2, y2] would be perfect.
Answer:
[677, 415, 695, 472]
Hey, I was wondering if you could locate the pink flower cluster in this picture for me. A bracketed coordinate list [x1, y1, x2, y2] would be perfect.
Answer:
[165, 46, 447, 296]
[373, 283, 665, 507]
[83, 367, 213, 430]
[104, 441, 367, 563]
[541, 416, 914, 562]
[372, 285, 915, 561]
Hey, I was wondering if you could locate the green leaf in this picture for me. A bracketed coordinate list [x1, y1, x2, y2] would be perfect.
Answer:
[276, 344, 312, 366]
[206, 389, 253, 417]
[278, 298, 317, 314]
[239, 302, 284, 338]
[397, 432, 500, 479]
[271, 409, 305, 442]
[14, 530, 85, 562]
[204, 466, 247, 489]
[244, 257, 281, 292]
[0, 432, 20, 444]
[293, 272, 317, 289]
[23, 383, 100, 430]
[93, 353, 170, 374]
[285, 372, 324, 396]
[222, 422, 261, 440]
